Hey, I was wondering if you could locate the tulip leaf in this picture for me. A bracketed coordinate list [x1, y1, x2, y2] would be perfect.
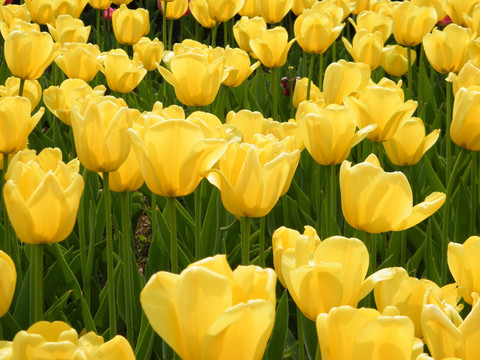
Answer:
[453, 177, 471, 244]
[135, 312, 155, 360]
[302, 312, 318, 360]
[423, 155, 446, 193]
[201, 187, 220, 257]
[424, 220, 441, 285]
[42, 290, 72, 321]
[1, 311, 21, 340]
[266, 290, 289, 360]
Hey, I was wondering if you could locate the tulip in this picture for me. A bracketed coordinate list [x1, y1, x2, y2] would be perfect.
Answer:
[445, 0, 479, 26]
[159, 0, 189, 20]
[392, 2, 437, 46]
[292, 77, 322, 108]
[249, 26, 295, 68]
[450, 86, 480, 151]
[446, 62, 480, 96]
[100, 49, 147, 93]
[53, 0, 89, 18]
[204, 138, 300, 218]
[295, 99, 326, 122]
[112, 0, 133, 4]
[0, 97, 43, 155]
[352, 0, 371, 14]
[350, 10, 393, 42]
[0, 18, 40, 40]
[340, 153, 446, 233]
[343, 29, 384, 70]
[423, 23, 474, 74]
[411, 0, 447, 21]
[233, 16, 266, 57]
[322, 59, 371, 106]
[291, 0, 316, 15]
[0, 77, 42, 111]
[141, 255, 276, 360]
[23, 0, 55, 24]
[294, 3, 345, 54]
[112, 4, 150, 45]
[133, 37, 164, 72]
[70, 95, 130, 172]
[299, 104, 375, 165]
[381, 45, 417, 77]
[223, 47, 260, 87]
[225, 109, 271, 143]
[4, 148, 84, 244]
[256, 0, 293, 24]
[383, 117, 440, 166]
[4, 29, 61, 80]
[47, 14, 90, 45]
[89, 0, 112, 9]
[0, 5, 30, 30]
[43, 79, 106, 126]
[238, 0, 259, 17]
[54, 43, 101, 82]
[344, 78, 417, 142]
[317, 306, 420, 360]
[189, 0, 244, 25]
[0, 251, 16, 317]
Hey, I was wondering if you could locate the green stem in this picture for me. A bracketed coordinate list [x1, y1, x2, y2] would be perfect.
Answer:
[103, 172, 116, 339]
[306, 52, 315, 101]
[243, 81, 249, 109]
[96, 9, 101, 50]
[271, 67, 279, 121]
[211, 22, 218, 48]
[30, 244, 44, 324]
[471, 152, 477, 234]
[240, 217, 251, 265]
[78, 169, 87, 301]
[168, 18, 174, 51]
[195, 186, 202, 261]
[2, 154, 10, 254]
[168, 197, 178, 273]
[121, 191, 134, 345]
[400, 230, 407, 266]
[327, 164, 337, 236]
[316, 163, 323, 237]
[296, 307, 305, 360]
[18, 78, 25, 98]
[364, 231, 376, 275]
[407, 46, 413, 99]
[224, 20, 228, 47]
[418, 46, 425, 119]
[318, 53, 324, 91]
[162, 1, 168, 49]
[446, 80, 452, 187]
[259, 216, 266, 267]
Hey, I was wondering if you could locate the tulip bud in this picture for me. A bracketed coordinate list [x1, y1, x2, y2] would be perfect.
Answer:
[381, 45, 416, 77]
[0, 77, 42, 111]
[450, 86, 480, 151]
[249, 26, 295, 68]
[55, 43, 101, 82]
[256, 0, 293, 24]
[112, 4, 150, 45]
[133, 37, 165, 72]
[392, 2, 437, 46]
[342, 29, 384, 70]
[222, 47, 260, 87]
[0, 251, 16, 317]
[47, 14, 90, 45]
[233, 16, 266, 57]
[99, 49, 147, 93]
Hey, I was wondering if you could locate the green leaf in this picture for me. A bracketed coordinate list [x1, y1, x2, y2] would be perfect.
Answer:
[266, 290, 289, 360]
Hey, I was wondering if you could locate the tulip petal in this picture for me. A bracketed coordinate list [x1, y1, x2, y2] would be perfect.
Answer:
[459, 293, 480, 359]
[358, 268, 396, 302]
[393, 192, 446, 231]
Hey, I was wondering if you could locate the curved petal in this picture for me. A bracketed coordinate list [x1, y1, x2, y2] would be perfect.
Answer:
[393, 192, 446, 231]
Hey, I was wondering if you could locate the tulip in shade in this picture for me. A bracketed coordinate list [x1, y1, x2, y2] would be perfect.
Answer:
[291, 0, 316, 16]
[0, 77, 42, 111]
[140, 255, 276, 360]
[249, 27, 295, 68]
[3, 148, 84, 244]
[392, 2, 437, 46]
[238, 0, 258, 17]
[112, 4, 150, 45]
[89, 0, 112, 9]
[450, 86, 480, 151]
[255, 0, 293, 24]
[0, 251, 16, 317]
[159, 0, 189, 20]
[340, 154, 446, 233]
[100, 49, 147, 93]
[381, 45, 417, 77]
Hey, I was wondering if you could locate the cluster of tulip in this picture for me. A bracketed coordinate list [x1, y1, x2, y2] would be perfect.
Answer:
[0, 0, 480, 358]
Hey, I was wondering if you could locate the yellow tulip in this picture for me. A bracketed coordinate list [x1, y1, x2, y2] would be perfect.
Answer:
[381, 44, 417, 77]
[340, 154, 446, 233]
[238, 0, 259, 17]
[112, 4, 150, 45]
[352, 0, 372, 14]
[133, 37, 164, 72]
[47, 14, 90, 45]
[160, 0, 189, 20]
[344, 78, 417, 142]
[141, 254, 276, 360]
[52, 0, 89, 18]
[255, 0, 293, 24]
[412, 0, 447, 21]
[291, 78, 322, 108]
[450, 86, 480, 151]
[317, 306, 419, 360]
[158, 48, 227, 106]
[0, 5, 30, 28]
[225, 109, 271, 143]
[4, 148, 84, 244]
[447, 62, 480, 96]
[100, 49, 147, 93]
[392, 2, 437, 46]
[299, 104, 375, 165]
[189, 0, 244, 25]
[0, 96, 43, 154]
[128, 118, 227, 197]
[423, 24, 474, 74]
[323, 59, 371, 105]
[233, 16, 266, 57]
[4, 29, 61, 80]
[0, 18, 39, 40]
[0, 77, 42, 111]
[43, 78, 106, 126]
[70, 95, 131, 172]
[23, 0, 55, 24]
[223, 47, 260, 87]
[112, 0, 133, 4]
[291, 0, 316, 15]
[445, 0, 480, 26]
[268, 119, 304, 151]
[343, 29, 384, 70]
[294, 3, 344, 54]
[94, 335, 136, 360]
[350, 10, 393, 42]
[89, 0, 112, 9]
[54, 43, 101, 82]
[383, 117, 440, 166]
[249, 26, 295, 68]
[0, 251, 16, 317]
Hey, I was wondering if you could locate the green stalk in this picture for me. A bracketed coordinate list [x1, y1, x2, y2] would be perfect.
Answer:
[168, 18, 174, 51]
[2, 154, 10, 254]
[364, 231, 376, 275]
[78, 169, 88, 301]
[318, 53, 324, 91]
[243, 81, 249, 109]
[326, 164, 337, 236]
[121, 191, 134, 345]
[167, 197, 178, 273]
[194, 186, 202, 261]
[224, 21, 228, 47]
[316, 163, 323, 237]
[418, 46, 425, 119]
[296, 307, 305, 360]
[96, 9, 101, 50]
[445, 80, 452, 186]
[271, 67, 279, 121]
[471, 152, 477, 234]
[162, 1, 168, 49]
[18, 78, 25, 98]
[306, 52, 315, 101]
[259, 216, 266, 267]
[103, 172, 116, 339]
[211, 23, 218, 48]
[30, 243, 44, 324]
[151, 193, 157, 248]
[407, 46, 413, 99]
[240, 217, 251, 265]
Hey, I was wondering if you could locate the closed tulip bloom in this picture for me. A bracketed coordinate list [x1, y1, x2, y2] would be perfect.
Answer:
[141, 255, 276, 360]
[225, 109, 271, 143]
[71, 95, 130, 172]
[291, 0, 316, 15]
[323, 59, 371, 105]
[445, 0, 480, 26]
[54, 43, 101, 82]
[108, 145, 144, 193]
[250, 27, 295, 68]
[43, 79, 106, 126]
[343, 29, 384, 69]
[238, 0, 259, 17]
[352, 0, 371, 14]
[299, 104, 375, 165]
[317, 306, 419, 360]
[52, 0, 89, 18]
[112, 0, 133, 4]
[5, 29, 61, 80]
[0, 251, 16, 317]
[0, 97, 43, 154]
[350, 10, 393, 42]
[190, 0, 244, 25]
[344, 78, 417, 142]
[340, 154, 446, 233]
[233, 16, 266, 57]
[255, 0, 293, 24]
[0, 77, 42, 111]
[294, 4, 344, 54]
[412, 0, 446, 21]
[381, 45, 417, 77]
[0, 5, 30, 28]
[24, 0, 55, 24]
[47, 15, 90, 44]
[100, 49, 147, 93]
[223, 47, 260, 87]
[133, 37, 164, 71]
[158, 49, 227, 106]
[89, 0, 112, 9]
[4, 148, 84, 244]
[292, 78, 322, 108]
[446, 62, 480, 96]
[0, 18, 39, 40]
[159, 0, 189, 20]
[112, 4, 149, 45]
[392, 2, 437, 46]
[423, 24, 474, 74]
[383, 118, 440, 166]
[450, 86, 480, 151]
